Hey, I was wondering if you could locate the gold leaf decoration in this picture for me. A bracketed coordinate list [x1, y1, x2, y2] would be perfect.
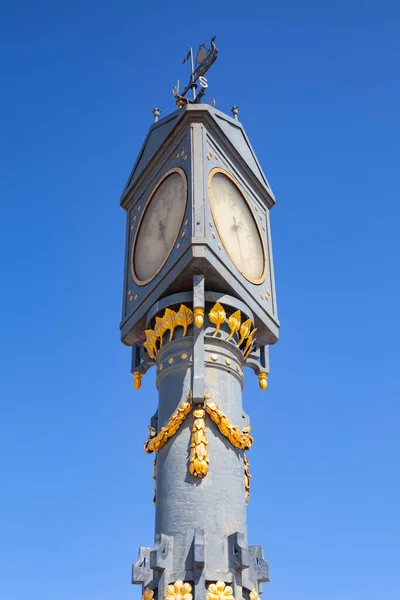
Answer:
[154, 316, 166, 348]
[189, 407, 209, 478]
[144, 400, 192, 454]
[206, 581, 235, 600]
[209, 302, 226, 337]
[144, 329, 158, 359]
[226, 310, 241, 341]
[205, 400, 253, 450]
[165, 580, 193, 600]
[163, 308, 178, 341]
[238, 318, 252, 347]
[175, 304, 194, 337]
[249, 590, 260, 600]
[243, 328, 257, 360]
[142, 589, 154, 600]
[244, 454, 251, 505]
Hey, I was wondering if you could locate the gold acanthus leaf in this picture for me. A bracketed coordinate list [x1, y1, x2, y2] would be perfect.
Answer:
[209, 302, 226, 337]
[144, 400, 192, 454]
[154, 316, 166, 348]
[205, 400, 254, 450]
[189, 407, 209, 478]
[226, 310, 241, 341]
[163, 308, 178, 341]
[237, 318, 252, 347]
[175, 304, 194, 337]
[144, 329, 158, 359]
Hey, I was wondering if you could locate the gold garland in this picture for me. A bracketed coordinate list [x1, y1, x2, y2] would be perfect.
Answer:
[189, 407, 209, 478]
[205, 400, 253, 450]
[244, 454, 251, 504]
[144, 400, 192, 454]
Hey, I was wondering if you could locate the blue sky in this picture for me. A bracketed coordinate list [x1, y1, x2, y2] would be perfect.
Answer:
[1, 1, 399, 599]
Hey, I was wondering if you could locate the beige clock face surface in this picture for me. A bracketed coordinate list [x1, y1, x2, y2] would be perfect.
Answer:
[132, 170, 187, 283]
[209, 171, 266, 282]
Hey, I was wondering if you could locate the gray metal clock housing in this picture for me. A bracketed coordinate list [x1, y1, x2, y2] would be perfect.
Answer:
[120, 104, 279, 346]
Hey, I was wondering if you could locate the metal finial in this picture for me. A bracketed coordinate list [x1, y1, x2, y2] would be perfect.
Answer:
[231, 106, 239, 120]
[152, 108, 161, 123]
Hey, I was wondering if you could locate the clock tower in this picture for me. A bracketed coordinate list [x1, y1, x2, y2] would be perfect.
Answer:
[120, 40, 279, 600]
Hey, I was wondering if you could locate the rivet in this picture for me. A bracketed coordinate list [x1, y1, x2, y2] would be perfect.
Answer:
[159, 364, 163, 370]
[212, 232, 216, 239]
[184, 219, 189, 226]
[130, 225, 133, 230]
[168, 357, 174, 364]
[176, 243, 180, 249]
[181, 231, 186, 238]
[211, 354, 218, 361]
[262, 225, 266, 231]
[209, 221, 213, 227]
[181, 150, 185, 156]
[207, 155, 210, 160]
[215, 155, 219, 160]
[260, 293, 264, 299]
[133, 215, 137, 221]
[176, 153, 180, 159]
[181, 353, 188, 360]
[255, 206, 259, 212]
[134, 295, 138, 300]
[184, 155, 187, 160]
[138, 205, 141, 211]
[225, 358, 231, 365]
[218, 243, 222, 250]
[129, 296, 133, 302]
[259, 215, 263, 220]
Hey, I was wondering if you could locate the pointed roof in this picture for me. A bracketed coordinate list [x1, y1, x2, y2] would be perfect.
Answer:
[121, 104, 275, 206]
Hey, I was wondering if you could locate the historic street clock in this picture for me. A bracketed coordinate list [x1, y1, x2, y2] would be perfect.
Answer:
[208, 168, 267, 284]
[131, 168, 187, 285]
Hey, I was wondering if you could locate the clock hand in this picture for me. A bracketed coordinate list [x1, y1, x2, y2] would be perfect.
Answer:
[233, 216, 244, 263]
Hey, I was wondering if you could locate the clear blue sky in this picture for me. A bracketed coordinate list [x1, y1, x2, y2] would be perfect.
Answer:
[1, 2, 399, 599]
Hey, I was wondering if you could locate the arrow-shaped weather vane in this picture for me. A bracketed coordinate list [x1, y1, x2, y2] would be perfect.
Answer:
[172, 36, 218, 107]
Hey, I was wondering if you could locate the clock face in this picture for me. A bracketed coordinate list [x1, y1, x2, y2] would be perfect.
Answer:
[209, 169, 266, 283]
[131, 169, 187, 284]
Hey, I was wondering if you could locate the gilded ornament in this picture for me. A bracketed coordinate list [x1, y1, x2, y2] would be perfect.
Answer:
[206, 581, 235, 600]
[194, 307, 204, 328]
[249, 590, 260, 600]
[144, 400, 192, 454]
[154, 316, 166, 348]
[144, 329, 158, 359]
[189, 407, 209, 478]
[205, 401, 253, 450]
[181, 353, 188, 360]
[244, 454, 251, 504]
[243, 328, 257, 360]
[163, 308, 178, 341]
[209, 302, 226, 337]
[226, 309, 241, 341]
[152, 457, 157, 505]
[238, 318, 252, 347]
[175, 304, 194, 336]
[141, 588, 154, 600]
[165, 580, 193, 600]
[258, 372, 268, 391]
[133, 371, 143, 390]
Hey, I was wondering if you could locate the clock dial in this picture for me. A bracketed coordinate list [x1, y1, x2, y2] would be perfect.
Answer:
[209, 170, 266, 283]
[132, 169, 187, 284]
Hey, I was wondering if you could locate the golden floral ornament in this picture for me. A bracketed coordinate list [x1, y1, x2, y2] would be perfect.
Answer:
[133, 371, 143, 390]
[226, 309, 241, 341]
[206, 581, 235, 600]
[165, 580, 193, 600]
[141, 588, 154, 600]
[209, 302, 226, 337]
[189, 407, 209, 478]
[194, 307, 204, 328]
[249, 590, 260, 600]
[175, 304, 194, 336]
[258, 372, 268, 391]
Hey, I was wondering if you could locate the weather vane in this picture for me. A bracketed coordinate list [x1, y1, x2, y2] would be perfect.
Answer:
[172, 36, 218, 108]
